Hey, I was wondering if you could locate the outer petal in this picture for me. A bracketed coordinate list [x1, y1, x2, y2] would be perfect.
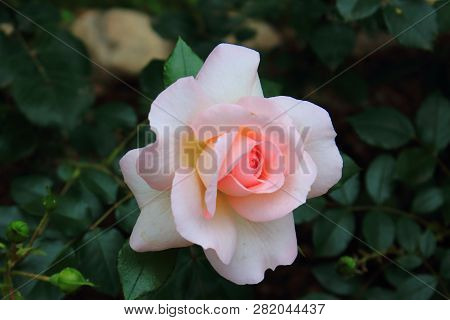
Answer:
[119, 149, 190, 251]
[205, 212, 298, 285]
[142, 77, 214, 190]
[269, 97, 343, 197]
[227, 151, 317, 222]
[171, 169, 237, 264]
[196, 44, 263, 104]
[149, 76, 213, 134]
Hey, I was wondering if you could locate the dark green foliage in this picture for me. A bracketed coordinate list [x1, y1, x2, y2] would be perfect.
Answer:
[163, 37, 203, 87]
[349, 108, 415, 149]
[1, 0, 449, 301]
[118, 243, 177, 299]
[383, 1, 438, 50]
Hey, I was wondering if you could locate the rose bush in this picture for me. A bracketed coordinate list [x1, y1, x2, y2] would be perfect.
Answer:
[120, 43, 342, 284]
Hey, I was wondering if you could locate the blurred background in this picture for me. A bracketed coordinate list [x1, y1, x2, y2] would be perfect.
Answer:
[0, 0, 449, 300]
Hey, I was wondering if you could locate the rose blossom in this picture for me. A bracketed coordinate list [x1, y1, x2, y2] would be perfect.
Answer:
[120, 43, 342, 285]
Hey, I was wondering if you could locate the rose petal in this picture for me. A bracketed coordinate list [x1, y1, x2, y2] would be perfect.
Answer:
[171, 168, 237, 264]
[218, 140, 285, 196]
[196, 44, 263, 103]
[269, 97, 343, 197]
[227, 151, 317, 222]
[191, 103, 262, 142]
[205, 212, 298, 285]
[119, 149, 190, 251]
[238, 96, 303, 174]
[196, 131, 237, 217]
[150, 76, 213, 135]
[218, 173, 284, 197]
[141, 77, 214, 190]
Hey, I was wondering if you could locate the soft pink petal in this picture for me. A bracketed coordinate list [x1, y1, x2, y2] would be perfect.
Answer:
[205, 212, 298, 285]
[119, 149, 190, 251]
[220, 133, 259, 178]
[196, 44, 263, 104]
[269, 97, 342, 197]
[218, 139, 285, 197]
[237, 96, 294, 129]
[238, 96, 303, 174]
[218, 173, 284, 197]
[196, 131, 237, 217]
[149, 76, 213, 135]
[142, 77, 214, 190]
[227, 151, 317, 222]
[191, 103, 262, 142]
[171, 169, 237, 264]
[136, 140, 172, 191]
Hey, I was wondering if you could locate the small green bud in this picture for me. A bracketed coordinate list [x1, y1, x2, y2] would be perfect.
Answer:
[0, 242, 6, 251]
[6, 220, 30, 243]
[42, 193, 57, 212]
[50, 267, 93, 293]
[336, 256, 357, 276]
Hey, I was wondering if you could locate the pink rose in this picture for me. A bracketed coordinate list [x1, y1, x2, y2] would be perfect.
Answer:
[120, 44, 342, 284]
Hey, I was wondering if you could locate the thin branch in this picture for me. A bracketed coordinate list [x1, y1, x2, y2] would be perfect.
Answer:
[89, 192, 133, 230]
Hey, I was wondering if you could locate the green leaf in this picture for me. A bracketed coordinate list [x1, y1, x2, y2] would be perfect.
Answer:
[363, 287, 396, 300]
[312, 263, 360, 296]
[437, 0, 450, 32]
[419, 230, 436, 258]
[163, 37, 203, 87]
[80, 169, 118, 204]
[310, 24, 355, 69]
[293, 197, 326, 224]
[11, 175, 53, 216]
[115, 198, 139, 234]
[412, 187, 444, 214]
[149, 248, 250, 299]
[415, 93, 450, 151]
[95, 102, 137, 129]
[16, 1, 60, 32]
[140, 60, 165, 100]
[313, 209, 355, 257]
[396, 254, 423, 270]
[384, 266, 412, 288]
[443, 184, 450, 225]
[261, 79, 282, 97]
[330, 174, 360, 205]
[396, 274, 437, 299]
[362, 211, 395, 252]
[3, 31, 94, 128]
[395, 148, 436, 185]
[440, 250, 450, 280]
[383, 1, 438, 50]
[333, 153, 360, 189]
[56, 163, 78, 182]
[291, 0, 327, 41]
[52, 193, 91, 238]
[50, 182, 101, 238]
[0, 109, 37, 164]
[118, 242, 177, 300]
[396, 217, 421, 253]
[349, 107, 415, 149]
[78, 229, 124, 296]
[337, 0, 380, 21]
[300, 292, 338, 300]
[365, 155, 396, 204]
[0, 34, 15, 86]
